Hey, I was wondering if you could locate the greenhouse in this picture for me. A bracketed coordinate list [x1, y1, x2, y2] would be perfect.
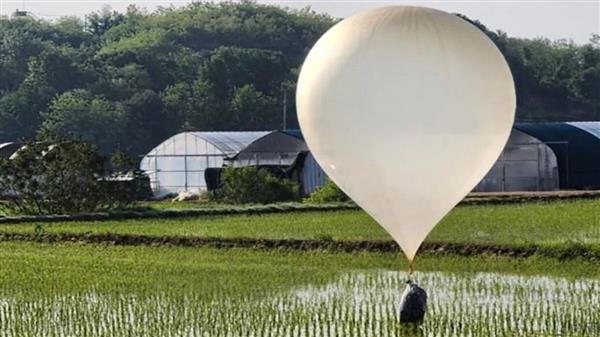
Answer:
[514, 122, 600, 190]
[279, 130, 328, 195]
[140, 131, 268, 196]
[140, 130, 327, 197]
[141, 122, 600, 197]
[474, 128, 559, 192]
[228, 131, 308, 167]
[475, 122, 600, 192]
[0, 142, 21, 158]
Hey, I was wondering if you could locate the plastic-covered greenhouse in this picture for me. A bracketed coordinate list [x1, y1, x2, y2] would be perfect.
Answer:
[475, 122, 600, 192]
[140, 131, 326, 197]
[0, 142, 22, 158]
[142, 122, 600, 197]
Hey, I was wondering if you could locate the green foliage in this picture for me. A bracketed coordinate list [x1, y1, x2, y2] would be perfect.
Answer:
[94, 64, 153, 101]
[0, 239, 597, 336]
[231, 84, 278, 129]
[0, 196, 600, 336]
[40, 90, 126, 153]
[110, 150, 136, 172]
[304, 179, 350, 204]
[580, 65, 600, 100]
[0, 2, 335, 154]
[0, 140, 136, 215]
[217, 166, 300, 204]
[459, 16, 600, 121]
[165, 46, 287, 130]
[0, 3, 599, 155]
[85, 6, 125, 37]
[0, 56, 56, 140]
[2, 198, 600, 254]
[34, 44, 94, 93]
[121, 89, 173, 154]
[163, 80, 221, 131]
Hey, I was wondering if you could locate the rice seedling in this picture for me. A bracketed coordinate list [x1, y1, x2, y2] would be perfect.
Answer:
[0, 242, 598, 337]
[0, 270, 597, 337]
[1, 199, 599, 248]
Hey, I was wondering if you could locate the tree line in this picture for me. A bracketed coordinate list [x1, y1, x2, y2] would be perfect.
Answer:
[1, 1, 598, 157]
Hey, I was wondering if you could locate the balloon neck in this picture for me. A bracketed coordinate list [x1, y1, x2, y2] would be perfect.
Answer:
[408, 260, 414, 277]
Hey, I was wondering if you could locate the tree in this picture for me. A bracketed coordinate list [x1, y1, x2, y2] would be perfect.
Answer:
[0, 140, 135, 215]
[1, 3, 599, 156]
[579, 66, 600, 101]
[35, 44, 95, 93]
[0, 16, 91, 91]
[122, 89, 175, 155]
[231, 84, 278, 129]
[0, 3, 336, 150]
[96, 29, 180, 88]
[165, 46, 289, 131]
[198, 46, 288, 98]
[163, 80, 224, 131]
[0, 58, 55, 141]
[52, 17, 93, 47]
[39, 90, 126, 153]
[86, 6, 125, 37]
[95, 63, 153, 101]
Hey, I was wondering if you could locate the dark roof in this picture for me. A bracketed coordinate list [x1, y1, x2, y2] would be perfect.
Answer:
[287, 124, 600, 190]
[282, 129, 304, 141]
[0, 142, 22, 158]
[515, 122, 600, 189]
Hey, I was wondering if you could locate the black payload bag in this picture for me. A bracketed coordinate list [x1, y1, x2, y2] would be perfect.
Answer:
[399, 280, 427, 323]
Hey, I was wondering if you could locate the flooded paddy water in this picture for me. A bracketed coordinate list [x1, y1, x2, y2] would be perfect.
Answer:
[1, 270, 598, 337]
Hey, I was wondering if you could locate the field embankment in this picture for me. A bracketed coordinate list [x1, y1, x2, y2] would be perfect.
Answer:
[2, 232, 597, 261]
[0, 199, 599, 260]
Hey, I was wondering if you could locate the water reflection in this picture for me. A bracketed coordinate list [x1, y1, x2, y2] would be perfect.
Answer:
[0, 270, 598, 337]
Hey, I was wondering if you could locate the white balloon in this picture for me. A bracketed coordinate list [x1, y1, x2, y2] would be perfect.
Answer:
[297, 6, 515, 265]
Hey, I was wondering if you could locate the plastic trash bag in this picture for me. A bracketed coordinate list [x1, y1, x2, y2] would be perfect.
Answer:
[400, 280, 427, 323]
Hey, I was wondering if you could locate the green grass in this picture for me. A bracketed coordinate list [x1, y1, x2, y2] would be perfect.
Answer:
[1, 199, 600, 248]
[0, 210, 384, 240]
[136, 199, 232, 210]
[0, 241, 598, 295]
[0, 242, 598, 337]
[2, 200, 599, 336]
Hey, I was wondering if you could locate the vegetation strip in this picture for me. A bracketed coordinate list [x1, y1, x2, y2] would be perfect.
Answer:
[1, 232, 597, 261]
[462, 190, 600, 205]
[0, 203, 358, 224]
[4, 190, 600, 224]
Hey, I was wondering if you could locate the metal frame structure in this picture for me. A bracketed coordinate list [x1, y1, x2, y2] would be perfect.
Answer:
[474, 129, 561, 192]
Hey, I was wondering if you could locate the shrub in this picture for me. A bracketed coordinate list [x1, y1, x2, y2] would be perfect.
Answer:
[304, 179, 350, 204]
[216, 166, 300, 204]
[0, 140, 137, 215]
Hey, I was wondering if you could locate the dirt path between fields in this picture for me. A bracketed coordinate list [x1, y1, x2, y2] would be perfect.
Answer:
[1, 232, 596, 261]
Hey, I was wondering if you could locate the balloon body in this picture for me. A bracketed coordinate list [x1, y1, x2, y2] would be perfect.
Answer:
[297, 6, 515, 262]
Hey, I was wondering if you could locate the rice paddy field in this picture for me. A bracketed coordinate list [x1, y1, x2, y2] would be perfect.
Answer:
[0, 199, 599, 336]
[2, 199, 600, 247]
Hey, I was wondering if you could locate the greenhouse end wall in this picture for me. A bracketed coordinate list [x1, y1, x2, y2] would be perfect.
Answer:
[140, 132, 268, 197]
[473, 129, 559, 192]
